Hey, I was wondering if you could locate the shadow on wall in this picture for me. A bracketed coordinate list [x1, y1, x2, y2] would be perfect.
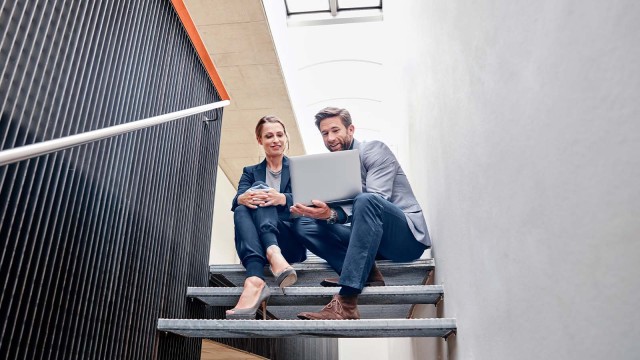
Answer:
[411, 269, 457, 360]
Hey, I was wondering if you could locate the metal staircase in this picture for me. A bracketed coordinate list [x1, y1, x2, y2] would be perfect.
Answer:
[157, 258, 457, 339]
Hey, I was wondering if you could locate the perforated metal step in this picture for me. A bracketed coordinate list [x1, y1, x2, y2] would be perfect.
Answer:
[209, 259, 435, 288]
[157, 318, 456, 338]
[188, 285, 444, 306]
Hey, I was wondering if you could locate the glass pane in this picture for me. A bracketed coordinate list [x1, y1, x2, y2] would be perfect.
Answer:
[338, 0, 382, 9]
[286, 0, 331, 13]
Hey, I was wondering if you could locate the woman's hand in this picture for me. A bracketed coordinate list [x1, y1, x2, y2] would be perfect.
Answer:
[238, 189, 285, 208]
[238, 191, 257, 209]
[258, 188, 286, 207]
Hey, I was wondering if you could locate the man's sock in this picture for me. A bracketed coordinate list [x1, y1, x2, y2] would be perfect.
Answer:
[338, 285, 361, 297]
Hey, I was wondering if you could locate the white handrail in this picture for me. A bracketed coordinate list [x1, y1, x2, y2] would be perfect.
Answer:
[0, 100, 230, 166]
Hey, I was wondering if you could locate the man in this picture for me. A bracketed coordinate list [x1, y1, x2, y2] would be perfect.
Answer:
[290, 107, 431, 320]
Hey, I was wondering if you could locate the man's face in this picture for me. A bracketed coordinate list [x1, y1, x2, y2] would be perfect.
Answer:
[318, 116, 355, 152]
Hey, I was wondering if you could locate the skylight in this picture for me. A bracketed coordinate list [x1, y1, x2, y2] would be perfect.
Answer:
[285, 0, 331, 14]
[285, 0, 383, 26]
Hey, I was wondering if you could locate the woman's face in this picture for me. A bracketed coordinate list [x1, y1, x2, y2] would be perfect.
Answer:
[258, 122, 287, 157]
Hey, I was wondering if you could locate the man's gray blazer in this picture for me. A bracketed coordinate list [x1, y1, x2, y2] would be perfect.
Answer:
[353, 139, 431, 247]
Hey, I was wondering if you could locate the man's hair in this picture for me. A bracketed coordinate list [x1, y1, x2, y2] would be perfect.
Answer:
[314, 107, 352, 129]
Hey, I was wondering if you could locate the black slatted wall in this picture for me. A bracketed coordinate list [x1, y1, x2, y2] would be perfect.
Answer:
[0, 1, 222, 359]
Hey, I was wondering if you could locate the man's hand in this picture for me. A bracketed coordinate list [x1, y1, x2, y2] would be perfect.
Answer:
[290, 200, 332, 220]
[238, 189, 285, 209]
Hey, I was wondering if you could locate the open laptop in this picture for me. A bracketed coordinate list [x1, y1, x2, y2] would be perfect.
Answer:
[289, 149, 362, 206]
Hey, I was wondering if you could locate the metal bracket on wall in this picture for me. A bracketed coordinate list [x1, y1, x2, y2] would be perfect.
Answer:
[444, 329, 457, 341]
[203, 115, 218, 124]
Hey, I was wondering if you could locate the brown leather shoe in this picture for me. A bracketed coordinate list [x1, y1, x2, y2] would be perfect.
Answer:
[297, 294, 360, 320]
[320, 264, 386, 287]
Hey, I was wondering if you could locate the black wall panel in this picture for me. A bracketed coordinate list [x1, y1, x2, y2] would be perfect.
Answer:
[0, 1, 222, 359]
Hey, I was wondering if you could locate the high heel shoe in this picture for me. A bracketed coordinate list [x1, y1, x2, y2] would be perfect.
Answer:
[226, 285, 271, 320]
[270, 266, 297, 288]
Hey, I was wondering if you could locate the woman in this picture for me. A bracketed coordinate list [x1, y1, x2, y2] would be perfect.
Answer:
[226, 115, 307, 319]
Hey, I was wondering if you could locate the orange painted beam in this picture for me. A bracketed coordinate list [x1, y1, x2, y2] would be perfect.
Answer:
[170, 0, 230, 101]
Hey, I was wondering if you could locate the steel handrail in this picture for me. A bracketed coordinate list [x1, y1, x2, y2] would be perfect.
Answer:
[0, 100, 230, 166]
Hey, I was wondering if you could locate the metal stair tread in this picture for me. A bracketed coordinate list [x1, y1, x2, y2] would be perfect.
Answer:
[187, 285, 444, 306]
[209, 258, 435, 288]
[157, 318, 456, 338]
[210, 258, 434, 273]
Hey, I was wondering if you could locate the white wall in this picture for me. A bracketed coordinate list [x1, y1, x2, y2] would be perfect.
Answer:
[385, 1, 640, 359]
[338, 337, 424, 359]
[210, 166, 239, 265]
[262, 0, 409, 166]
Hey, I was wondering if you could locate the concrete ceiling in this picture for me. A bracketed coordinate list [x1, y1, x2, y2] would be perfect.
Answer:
[183, 0, 305, 187]
[201, 339, 266, 359]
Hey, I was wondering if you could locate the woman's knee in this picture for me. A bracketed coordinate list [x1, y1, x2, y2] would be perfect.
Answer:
[234, 205, 252, 223]
[234, 203, 248, 213]
[235, 204, 249, 213]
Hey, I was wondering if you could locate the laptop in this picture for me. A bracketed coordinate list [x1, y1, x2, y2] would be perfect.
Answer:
[289, 149, 362, 206]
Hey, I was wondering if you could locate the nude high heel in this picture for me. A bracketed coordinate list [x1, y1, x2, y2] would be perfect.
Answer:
[270, 266, 297, 288]
[266, 245, 298, 288]
[226, 285, 271, 320]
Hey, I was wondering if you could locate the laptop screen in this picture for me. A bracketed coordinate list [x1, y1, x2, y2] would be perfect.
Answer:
[289, 150, 362, 206]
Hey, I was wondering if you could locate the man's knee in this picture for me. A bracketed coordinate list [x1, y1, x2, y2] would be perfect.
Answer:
[292, 217, 316, 243]
[292, 217, 313, 233]
[353, 192, 381, 208]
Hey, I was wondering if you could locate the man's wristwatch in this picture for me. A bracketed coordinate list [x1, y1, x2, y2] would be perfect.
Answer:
[326, 209, 338, 224]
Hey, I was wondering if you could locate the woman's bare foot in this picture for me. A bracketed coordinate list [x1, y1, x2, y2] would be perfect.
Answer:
[226, 276, 266, 315]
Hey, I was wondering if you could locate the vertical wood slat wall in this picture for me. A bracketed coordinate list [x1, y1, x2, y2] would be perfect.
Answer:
[0, 0, 222, 359]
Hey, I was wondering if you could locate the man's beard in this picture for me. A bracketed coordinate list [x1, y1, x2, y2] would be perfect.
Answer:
[326, 137, 352, 152]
